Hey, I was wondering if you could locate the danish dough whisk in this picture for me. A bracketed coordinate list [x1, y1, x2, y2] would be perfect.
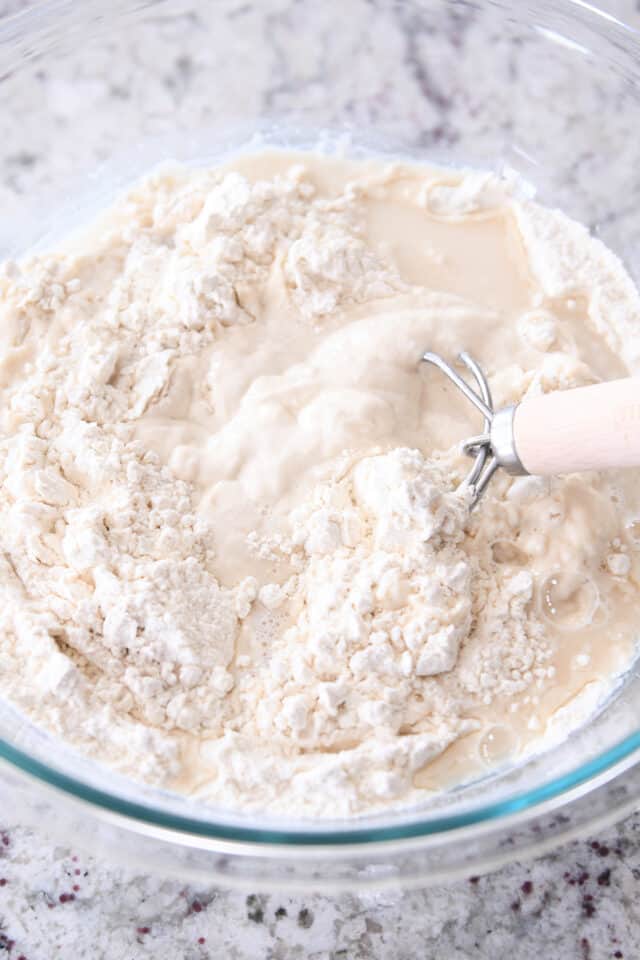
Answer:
[422, 350, 640, 507]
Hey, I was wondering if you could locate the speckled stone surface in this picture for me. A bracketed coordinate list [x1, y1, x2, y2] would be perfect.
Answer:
[0, 818, 640, 959]
[1, 0, 640, 957]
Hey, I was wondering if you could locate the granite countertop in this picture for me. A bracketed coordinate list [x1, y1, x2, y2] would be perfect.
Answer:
[1, 0, 640, 957]
[1, 817, 640, 959]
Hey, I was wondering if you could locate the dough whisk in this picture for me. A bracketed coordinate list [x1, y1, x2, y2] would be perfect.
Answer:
[422, 350, 640, 507]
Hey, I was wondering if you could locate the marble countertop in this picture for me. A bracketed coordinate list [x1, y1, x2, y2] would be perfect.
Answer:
[1, 0, 640, 957]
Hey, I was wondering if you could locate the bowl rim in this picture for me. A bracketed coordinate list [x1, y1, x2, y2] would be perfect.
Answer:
[2, 725, 640, 847]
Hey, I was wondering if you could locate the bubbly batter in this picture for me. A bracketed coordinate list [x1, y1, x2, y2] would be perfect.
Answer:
[0, 151, 638, 816]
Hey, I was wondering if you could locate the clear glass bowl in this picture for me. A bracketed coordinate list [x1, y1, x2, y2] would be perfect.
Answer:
[1, 0, 640, 890]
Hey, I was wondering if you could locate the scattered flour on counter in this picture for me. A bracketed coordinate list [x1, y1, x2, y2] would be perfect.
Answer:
[0, 151, 638, 817]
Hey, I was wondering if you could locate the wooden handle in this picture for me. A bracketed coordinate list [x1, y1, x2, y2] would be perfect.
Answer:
[513, 377, 640, 476]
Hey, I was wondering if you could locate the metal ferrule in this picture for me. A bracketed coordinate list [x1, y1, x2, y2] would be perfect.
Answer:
[490, 404, 528, 476]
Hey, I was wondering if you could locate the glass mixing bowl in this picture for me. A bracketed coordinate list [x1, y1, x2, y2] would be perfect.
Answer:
[1, 0, 640, 890]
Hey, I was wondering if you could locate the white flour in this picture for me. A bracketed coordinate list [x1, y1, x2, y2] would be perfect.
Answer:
[0, 151, 638, 816]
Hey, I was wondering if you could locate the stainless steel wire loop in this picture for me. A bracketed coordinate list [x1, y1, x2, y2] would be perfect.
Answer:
[421, 351, 506, 506]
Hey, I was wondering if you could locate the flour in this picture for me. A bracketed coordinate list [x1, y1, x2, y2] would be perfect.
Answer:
[512, 200, 640, 368]
[241, 450, 473, 739]
[0, 151, 638, 817]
